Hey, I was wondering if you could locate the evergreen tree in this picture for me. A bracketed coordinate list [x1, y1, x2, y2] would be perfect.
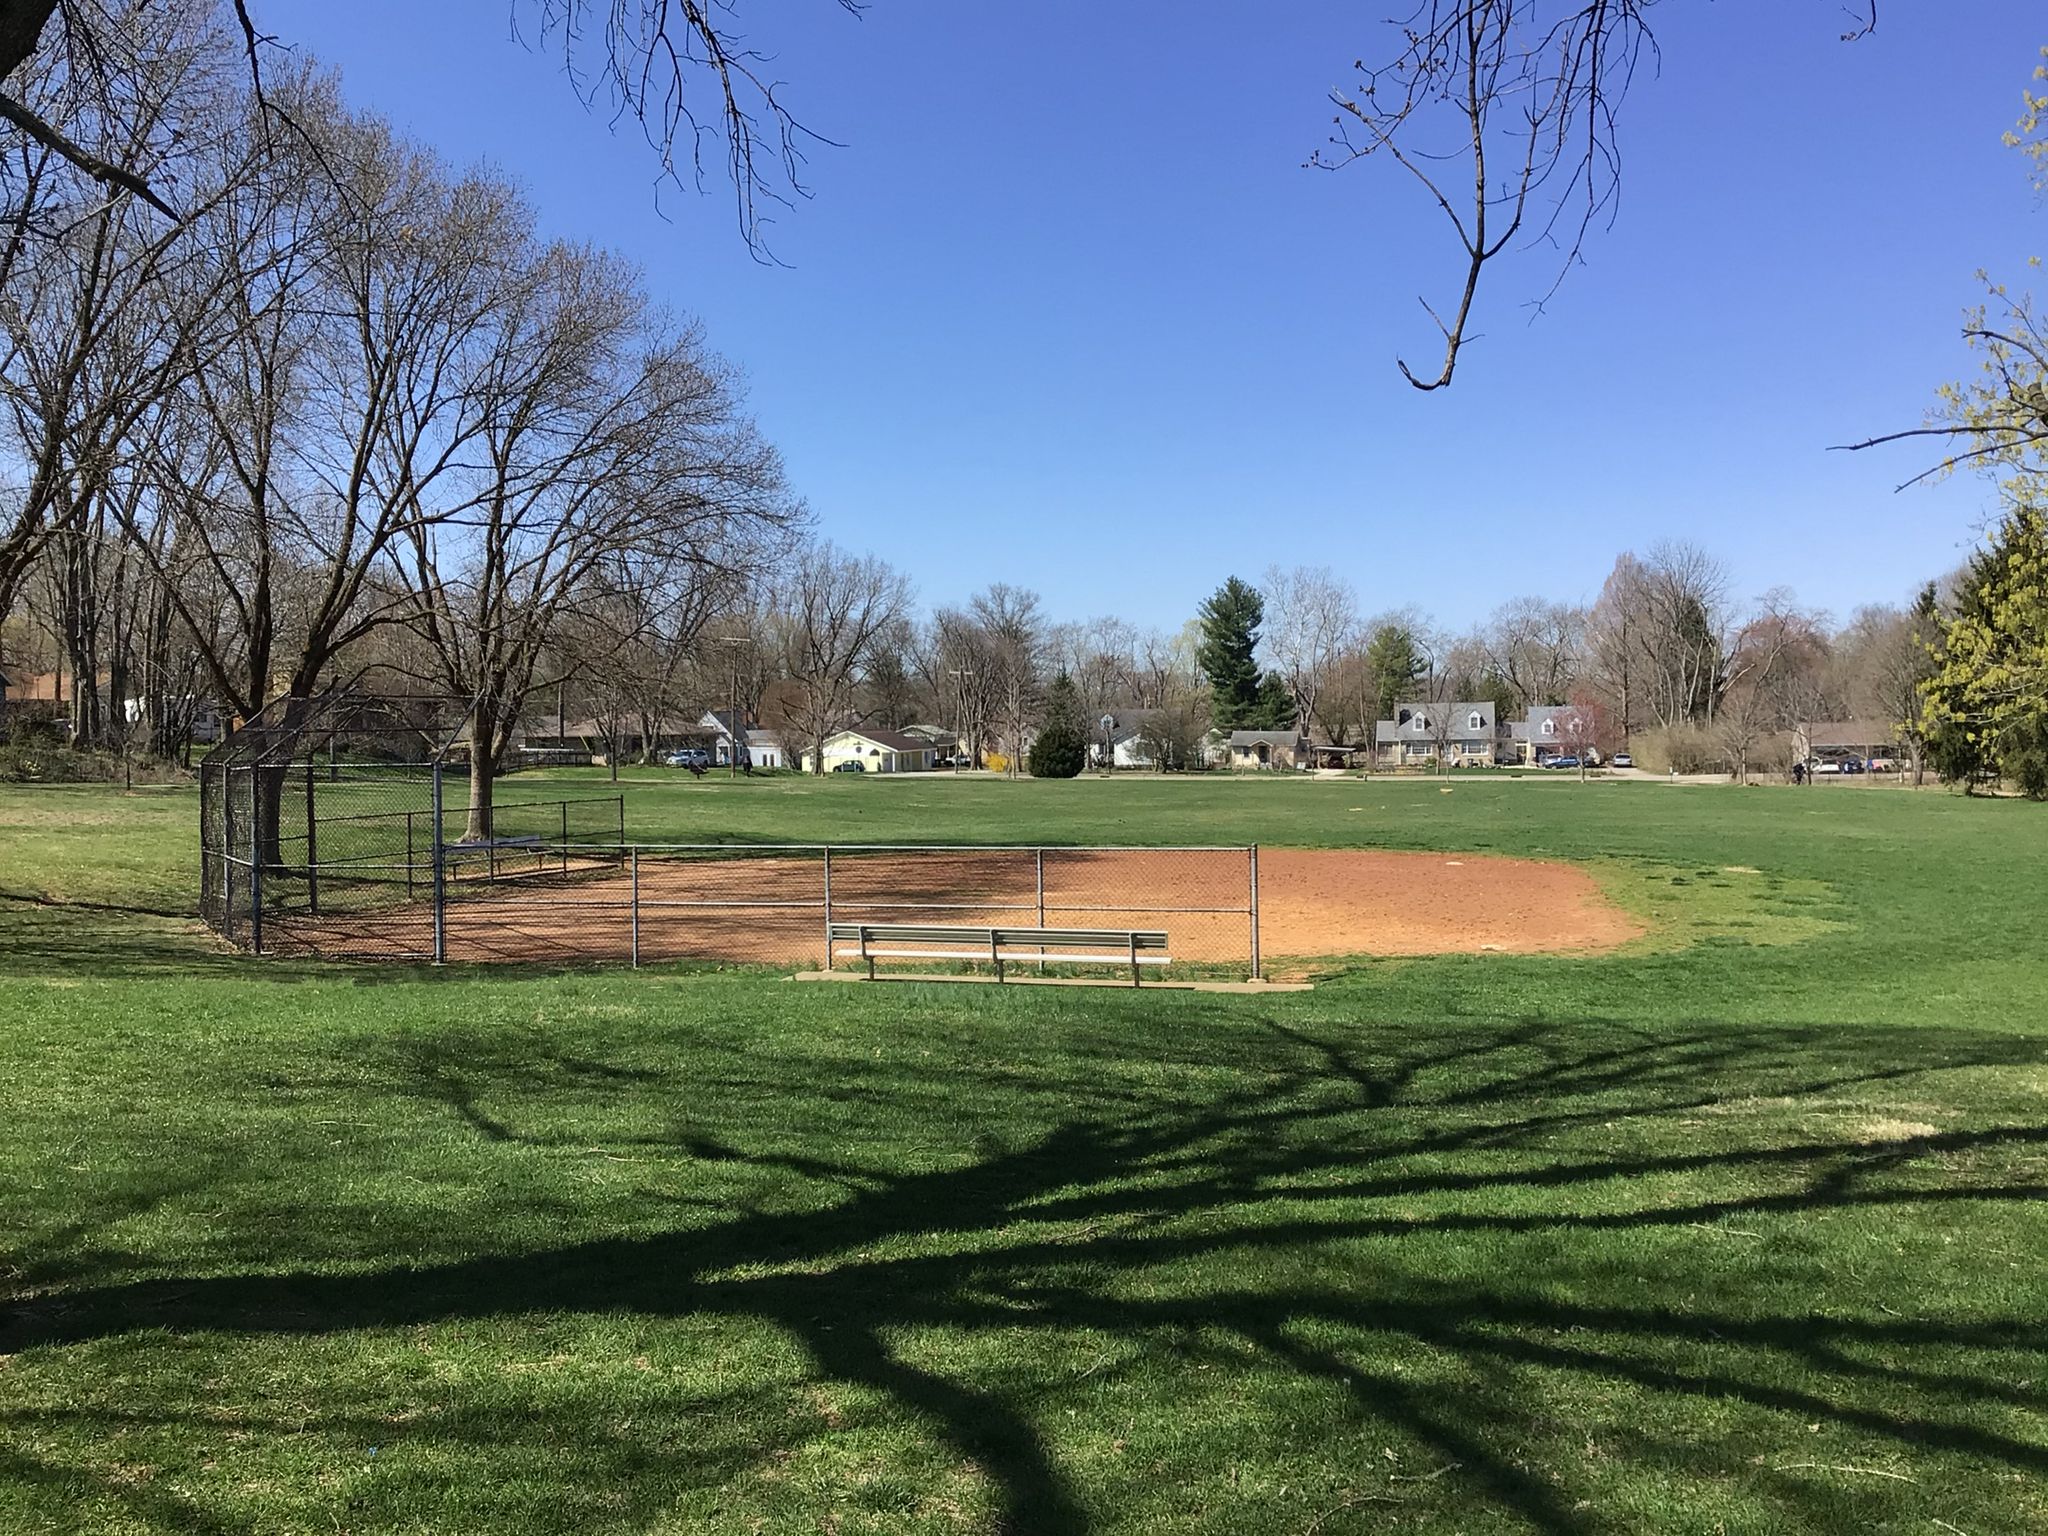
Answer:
[1255, 671, 1297, 730]
[1028, 671, 1087, 779]
[1924, 505, 2048, 798]
[1197, 577, 1265, 731]
[1362, 624, 1424, 724]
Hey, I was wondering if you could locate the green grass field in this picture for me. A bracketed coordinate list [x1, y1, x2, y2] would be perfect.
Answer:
[3, 772, 2045, 1534]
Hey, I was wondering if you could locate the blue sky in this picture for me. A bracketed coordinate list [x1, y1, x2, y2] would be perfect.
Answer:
[283, 1, 2045, 634]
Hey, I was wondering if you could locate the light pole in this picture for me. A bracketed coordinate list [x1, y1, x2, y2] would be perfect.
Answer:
[712, 635, 750, 779]
[948, 667, 975, 772]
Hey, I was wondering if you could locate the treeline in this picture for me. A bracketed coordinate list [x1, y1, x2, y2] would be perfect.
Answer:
[6, 9, 2044, 800]
[521, 530, 2032, 793]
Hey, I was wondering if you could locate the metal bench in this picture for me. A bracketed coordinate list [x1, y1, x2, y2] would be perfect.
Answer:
[445, 834, 544, 879]
[829, 922, 1170, 986]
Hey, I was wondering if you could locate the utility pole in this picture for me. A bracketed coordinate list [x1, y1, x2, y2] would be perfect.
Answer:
[948, 667, 975, 772]
[713, 635, 750, 779]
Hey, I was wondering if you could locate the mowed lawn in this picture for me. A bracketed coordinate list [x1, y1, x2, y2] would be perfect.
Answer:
[2, 773, 2046, 1534]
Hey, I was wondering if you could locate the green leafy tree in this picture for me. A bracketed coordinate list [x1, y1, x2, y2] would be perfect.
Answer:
[1027, 671, 1087, 779]
[1923, 505, 2048, 798]
[1197, 578, 1266, 731]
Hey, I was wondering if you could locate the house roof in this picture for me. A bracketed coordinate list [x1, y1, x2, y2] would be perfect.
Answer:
[826, 727, 933, 755]
[1801, 719, 1899, 750]
[1510, 704, 1591, 740]
[1377, 703, 1498, 743]
[1226, 729, 1304, 747]
[743, 728, 780, 747]
[702, 707, 755, 736]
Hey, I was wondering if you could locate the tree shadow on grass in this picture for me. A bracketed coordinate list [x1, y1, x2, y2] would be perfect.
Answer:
[5, 1015, 2048, 1532]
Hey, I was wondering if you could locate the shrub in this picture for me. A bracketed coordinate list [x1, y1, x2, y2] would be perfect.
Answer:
[1631, 725, 1726, 776]
[1028, 672, 1087, 779]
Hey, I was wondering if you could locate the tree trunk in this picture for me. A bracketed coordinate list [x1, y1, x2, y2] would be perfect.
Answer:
[465, 705, 497, 842]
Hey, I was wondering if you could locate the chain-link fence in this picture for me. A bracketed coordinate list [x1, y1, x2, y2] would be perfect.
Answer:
[199, 689, 626, 961]
[422, 844, 1260, 976]
[201, 691, 1261, 978]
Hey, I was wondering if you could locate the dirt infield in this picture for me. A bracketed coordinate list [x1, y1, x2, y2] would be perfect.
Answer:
[268, 847, 1642, 969]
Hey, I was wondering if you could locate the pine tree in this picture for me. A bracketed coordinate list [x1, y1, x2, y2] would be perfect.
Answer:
[1362, 624, 1424, 725]
[1924, 505, 2048, 797]
[1255, 671, 1297, 730]
[1197, 578, 1265, 731]
[1028, 671, 1087, 779]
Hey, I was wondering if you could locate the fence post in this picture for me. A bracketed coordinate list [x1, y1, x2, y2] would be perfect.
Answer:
[431, 763, 447, 964]
[220, 764, 236, 946]
[630, 847, 640, 968]
[1248, 843, 1261, 981]
[822, 846, 833, 970]
[561, 801, 569, 876]
[304, 761, 320, 916]
[1035, 846, 1046, 973]
[405, 811, 415, 896]
[250, 796, 264, 957]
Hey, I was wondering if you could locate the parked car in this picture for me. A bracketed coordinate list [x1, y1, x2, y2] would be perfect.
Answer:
[665, 747, 710, 769]
[1549, 756, 1580, 770]
[1842, 758, 1866, 774]
[942, 753, 975, 767]
[1610, 752, 1633, 769]
[1813, 759, 1842, 774]
[832, 759, 866, 773]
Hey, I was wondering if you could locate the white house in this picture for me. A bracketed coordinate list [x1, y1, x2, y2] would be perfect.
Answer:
[799, 728, 937, 773]
[1090, 710, 1158, 769]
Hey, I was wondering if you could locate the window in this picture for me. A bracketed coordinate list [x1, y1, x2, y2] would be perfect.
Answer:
[1541, 719, 1556, 736]
[1413, 714, 1429, 733]
[1468, 711, 1483, 731]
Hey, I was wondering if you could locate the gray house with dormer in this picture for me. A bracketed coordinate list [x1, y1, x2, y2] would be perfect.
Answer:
[1375, 702, 1508, 766]
[1509, 704, 1597, 765]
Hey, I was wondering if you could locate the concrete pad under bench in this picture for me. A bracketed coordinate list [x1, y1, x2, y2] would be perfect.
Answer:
[791, 971, 1312, 994]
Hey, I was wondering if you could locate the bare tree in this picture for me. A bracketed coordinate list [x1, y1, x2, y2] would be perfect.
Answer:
[1587, 541, 1732, 732]
[1261, 563, 1359, 736]
[515, 0, 859, 255]
[1311, 1, 1657, 390]
[969, 582, 1044, 776]
[0, 3, 232, 628]
[1483, 595, 1585, 716]
[1836, 590, 1940, 783]
[924, 606, 998, 768]
[772, 541, 910, 775]
[1716, 591, 1828, 784]
[2, 1, 858, 255]
[1318, 3, 1878, 389]
[392, 241, 796, 836]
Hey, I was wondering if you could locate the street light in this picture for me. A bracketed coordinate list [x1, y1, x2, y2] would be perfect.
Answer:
[711, 635, 750, 779]
[948, 667, 975, 772]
